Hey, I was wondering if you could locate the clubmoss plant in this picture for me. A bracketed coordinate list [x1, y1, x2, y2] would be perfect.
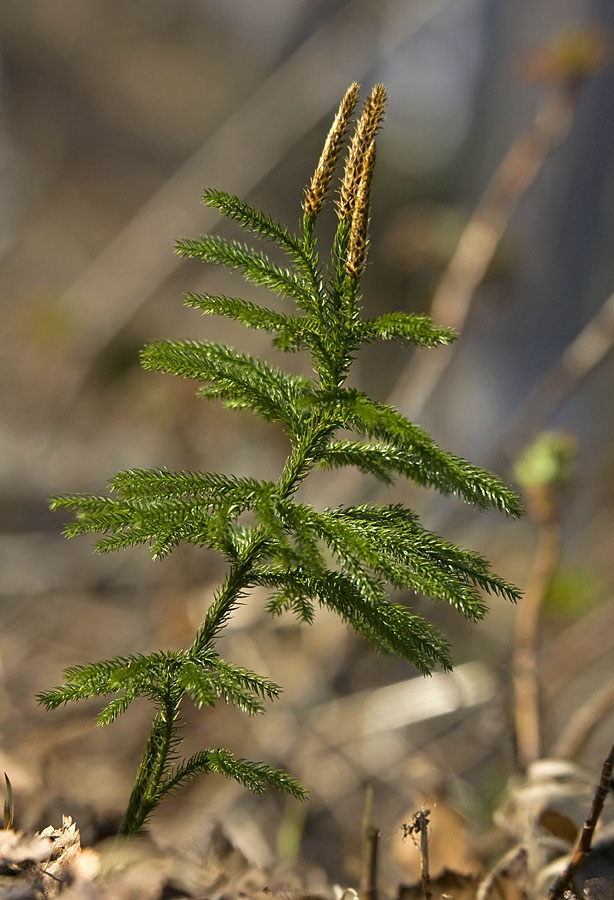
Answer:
[40, 84, 522, 836]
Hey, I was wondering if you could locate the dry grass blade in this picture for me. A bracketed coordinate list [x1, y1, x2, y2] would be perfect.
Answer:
[3, 773, 13, 831]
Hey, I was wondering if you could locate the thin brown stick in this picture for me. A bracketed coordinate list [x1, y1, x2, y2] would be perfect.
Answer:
[362, 826, 380, 900]
[418, 810, 432, 900]
[548, 743, 614, 900]
[361, 785, 379, 900]
[402, 810, 432, 900]
[513, 517, 561, 770]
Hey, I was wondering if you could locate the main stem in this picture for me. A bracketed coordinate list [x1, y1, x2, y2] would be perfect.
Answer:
[119, 415, 332, 834]
[119, 692, 178, 835]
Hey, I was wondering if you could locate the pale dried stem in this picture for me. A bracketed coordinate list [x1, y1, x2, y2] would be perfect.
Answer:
[386, 90, 576, 420]
[552, 680, 614, 761]
[417, 810, 432, 900]
[361, 784, 379, 900]
[513, 517, 561, 770]
[493, 292, 614, 462]
[361, 826, 380, 900]
[542, 599, 614, 700]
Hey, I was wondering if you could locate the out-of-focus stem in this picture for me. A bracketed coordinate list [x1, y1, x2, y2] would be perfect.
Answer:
[552, 680, 614, 760]
[388, 90, 576, 420]
[493, 292, 614, 462]
[512, 515, 561, 770]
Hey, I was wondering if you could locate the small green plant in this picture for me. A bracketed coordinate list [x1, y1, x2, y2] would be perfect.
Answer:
[41, 84, 522, 835]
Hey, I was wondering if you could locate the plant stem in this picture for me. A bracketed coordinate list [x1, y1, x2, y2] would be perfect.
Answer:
[198, 425, 335, 649]
[119, 416, 331, 835]
[119, 713, 171, 835]
[512, 514, 560, 770]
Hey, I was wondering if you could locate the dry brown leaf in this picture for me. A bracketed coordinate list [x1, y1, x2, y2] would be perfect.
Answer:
[538, 809, 580, 845]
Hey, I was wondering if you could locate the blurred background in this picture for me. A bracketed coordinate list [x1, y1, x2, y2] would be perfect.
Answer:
[1, 0, 613, 891]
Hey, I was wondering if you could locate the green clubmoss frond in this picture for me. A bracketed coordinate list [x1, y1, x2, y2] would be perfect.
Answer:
[355, 312, 457, 347]
[53, 477, 278, 561]
[109, 468, 274, 503]
[322, 389, 523, 516]
[157, 749, 307, 801]
[175, 236, 315, 313]
[253, 565, 452, 674]
[141, 339, 315, 432]
[185, 292, 311, 349]
[177, 661, 264, 715]
[202, 189, 304, 260]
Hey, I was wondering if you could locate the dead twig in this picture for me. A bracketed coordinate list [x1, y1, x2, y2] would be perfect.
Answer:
[403, 809, 432, 900]
[513, 432, 576, 770]
[547, 743, 614, 900]
[361, 785, 379, 900]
